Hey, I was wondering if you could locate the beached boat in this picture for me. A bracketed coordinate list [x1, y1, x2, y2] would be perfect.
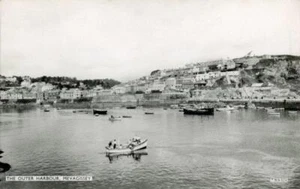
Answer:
[93, 109, 107, 115]
[183, 107, 214, 115]
[106, 138, 148, 154]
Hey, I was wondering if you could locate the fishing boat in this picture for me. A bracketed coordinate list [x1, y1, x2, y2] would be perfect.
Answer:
[183, 107, 214, 115]
[93, 109, 107, 115]
[216, 105, 235, 111]
[106, 138, 148, 154]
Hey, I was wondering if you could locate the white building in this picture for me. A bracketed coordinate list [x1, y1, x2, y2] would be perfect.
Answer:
[60, 89, 82, 99]
[165, 78, 176, 88]
[112, 86, 126, 94]
[5, 77, 17, 83]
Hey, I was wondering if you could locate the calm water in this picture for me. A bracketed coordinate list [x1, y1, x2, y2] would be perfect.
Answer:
[0, 107, 300, 189]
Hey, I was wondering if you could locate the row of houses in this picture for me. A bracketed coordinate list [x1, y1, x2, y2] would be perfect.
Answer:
[0, 88, 121, 102]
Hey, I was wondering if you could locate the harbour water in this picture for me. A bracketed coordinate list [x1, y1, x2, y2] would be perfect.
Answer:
[0, 107, 300, 188]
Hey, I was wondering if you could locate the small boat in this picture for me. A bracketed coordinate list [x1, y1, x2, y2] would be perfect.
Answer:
[216, 105, 235, 111]
[44, 109, 50, 112]
[145, 112, 154, 115]
[126, 106, 136, 109]
[266, 108, 275, 112]
[93, 109, 107, 115]
[233, 105, 245, 109]
[267, 109, 280, 116]
[179, 109, 184, 112]
[170, 104, 179, 109]
[288, 111, 298, 114]
[183, 107, 214, 115]
[106, 138, 148, 155]
[268, 112, 280, 116]
[109, 116, 122, 121]
[73, 110, 77, 113]
[122, 115, 132, 118]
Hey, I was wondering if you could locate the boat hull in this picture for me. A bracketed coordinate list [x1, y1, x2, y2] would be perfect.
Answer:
[183, 108, 214, 115]
[126, 106, 136, 109]
[145, 112, 154, 115]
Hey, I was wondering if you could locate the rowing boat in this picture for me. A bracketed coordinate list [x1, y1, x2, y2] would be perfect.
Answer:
[106, 139, 148, 154]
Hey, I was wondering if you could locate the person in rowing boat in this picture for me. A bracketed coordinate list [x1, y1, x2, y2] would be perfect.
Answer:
[113, 139, 117, 149]
[108, 141, 112, 149]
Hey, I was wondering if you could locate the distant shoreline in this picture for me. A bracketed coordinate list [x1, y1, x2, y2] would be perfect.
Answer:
[1, 98, 300, 110]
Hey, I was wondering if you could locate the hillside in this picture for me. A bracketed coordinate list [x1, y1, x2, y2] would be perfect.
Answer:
[212, 55, 300, 95]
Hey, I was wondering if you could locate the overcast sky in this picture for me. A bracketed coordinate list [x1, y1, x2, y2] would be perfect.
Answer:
[1, 0, 300, 81]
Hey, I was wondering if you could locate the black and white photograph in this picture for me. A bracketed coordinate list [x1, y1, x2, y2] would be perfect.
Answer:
[0, 0, 300, 188]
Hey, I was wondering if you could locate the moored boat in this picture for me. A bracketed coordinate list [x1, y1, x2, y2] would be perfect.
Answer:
[183, 107, 214, 115]
[109, 116, 122, 121]
[93, 109, 107, 115]
[145, 112, 154, 115]
[170, 104, 179, 109]
[122, 115, 132, 118]
[216, 105, 235, 111]
[268, 112, 280, 116]
[288, 111, 298, 114]
[44, 109, 50, 112]
[267, 109, 280, 116]
[126, 106, 136, 109]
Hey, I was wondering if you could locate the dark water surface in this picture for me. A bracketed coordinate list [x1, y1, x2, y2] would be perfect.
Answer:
[0, 107, 300, 188]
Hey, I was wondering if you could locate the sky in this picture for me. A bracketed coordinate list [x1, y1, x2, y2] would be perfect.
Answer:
[1, 0, 300, 82]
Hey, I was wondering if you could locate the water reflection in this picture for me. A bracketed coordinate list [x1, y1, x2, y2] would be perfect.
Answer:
[106, 151, 148, 163]
[0, 150, 11, 174]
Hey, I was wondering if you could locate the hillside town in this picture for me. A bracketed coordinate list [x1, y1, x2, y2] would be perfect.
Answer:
[1, 53, 300, 106]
